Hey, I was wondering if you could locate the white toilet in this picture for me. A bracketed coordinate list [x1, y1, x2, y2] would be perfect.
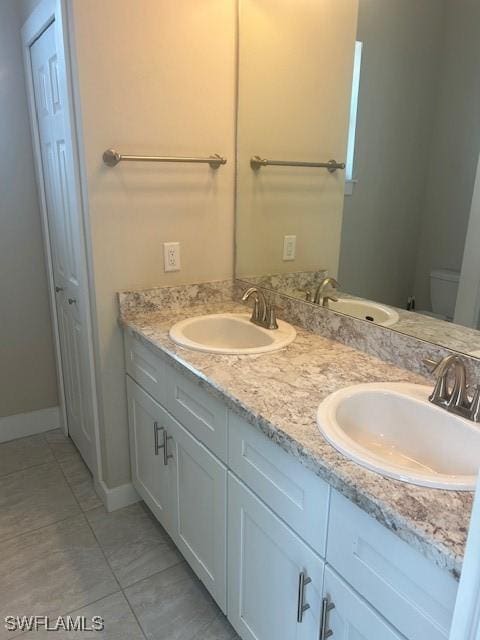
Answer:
[420, 268, 460, 321]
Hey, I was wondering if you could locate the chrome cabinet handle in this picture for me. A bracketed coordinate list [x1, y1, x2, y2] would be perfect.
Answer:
[68, 298, 77, 305]
[55, 286, 64, 293]
[162, 429, 173, 466]
[297, 571, 312, 623]
[153, 422, 173, 465]
[153, 422, 162, 455]
[320, 596, 335, 639]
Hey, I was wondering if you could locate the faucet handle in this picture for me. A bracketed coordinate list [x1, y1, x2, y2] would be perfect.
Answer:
[469, 385, 480, 422]
[423, 357, 440, 372]
[266, 303, 278, 330]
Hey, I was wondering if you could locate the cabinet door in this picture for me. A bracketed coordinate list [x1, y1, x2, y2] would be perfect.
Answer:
[228, 473, 324, 640]
[126, 377, 173, 535]
[169, 418, 227, 613]
[322, 567, 405, 640]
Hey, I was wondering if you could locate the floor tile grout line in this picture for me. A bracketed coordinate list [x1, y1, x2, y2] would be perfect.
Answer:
[48, 435, 102, 513]
[119, 560, 190, 640]
[30, 490, 128, 628]
[0, 459, 59, 482]
[0, 510, 83, 548]
[118, 589, 150, 640]
[82, 504, 186, 592]
[82, 508, 124, 592]
[81, 505, 185, 640]
[80, 506, 151, 639]
[119, 556, 186, 592]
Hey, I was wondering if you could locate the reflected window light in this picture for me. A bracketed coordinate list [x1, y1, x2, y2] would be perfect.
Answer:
[345, 40, 363, 185]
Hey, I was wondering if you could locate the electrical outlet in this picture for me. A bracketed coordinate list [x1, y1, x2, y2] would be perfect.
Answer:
[163, 242, 181, 272]
[283, 235, 296, 261]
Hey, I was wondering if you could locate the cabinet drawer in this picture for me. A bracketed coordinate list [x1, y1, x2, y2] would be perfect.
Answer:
[124, 331, 166, 405]
[323, 566, 404, 640]
[327, 491, 458, 640]
[164, 365, 228, 462]
[228, 411, 330, 557]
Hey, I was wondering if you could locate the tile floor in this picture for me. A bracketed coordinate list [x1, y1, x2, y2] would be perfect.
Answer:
[0, 429, 238, 639]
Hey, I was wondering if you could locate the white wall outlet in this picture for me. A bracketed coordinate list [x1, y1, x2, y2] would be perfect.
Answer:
[163, 242, 181, 272]
[283, 235, 296, 261]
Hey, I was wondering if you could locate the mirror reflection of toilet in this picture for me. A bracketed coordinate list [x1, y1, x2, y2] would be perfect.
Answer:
[418, 269, 460, 321]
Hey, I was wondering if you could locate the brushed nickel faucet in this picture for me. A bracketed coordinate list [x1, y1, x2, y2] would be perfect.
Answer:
[313, 277, 340, 306]
[424, 355, 480, 422]
[241, 287, 278, 330]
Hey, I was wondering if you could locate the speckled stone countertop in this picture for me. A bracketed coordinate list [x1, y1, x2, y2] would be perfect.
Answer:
[119, 298, 472, 580]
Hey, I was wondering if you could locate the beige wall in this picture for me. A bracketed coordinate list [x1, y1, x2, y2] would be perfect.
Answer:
[18, 0, 42, 24]
[71, 0, 236, 487]
[236, 0, 358, 279]
[413, 0, 480, 310]
[339, 0, 445, 307]
[0, 0, 58, 418]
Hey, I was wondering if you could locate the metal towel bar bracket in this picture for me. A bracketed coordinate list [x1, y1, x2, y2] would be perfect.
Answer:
[250, 155, 345, 173]
[103, 148, 227, 169]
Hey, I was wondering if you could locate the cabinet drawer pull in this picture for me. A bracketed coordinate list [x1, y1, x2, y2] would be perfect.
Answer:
[153, 423, 173, 465]
[297, 571, 312, 623]
[320, 596, 335, 639]
[162, 429, 173, 466]
[153, 421, 163, 455]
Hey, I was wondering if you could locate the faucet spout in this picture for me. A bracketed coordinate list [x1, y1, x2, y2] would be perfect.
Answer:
[313, 277, 340, 306]
[241, 286, 278, 330]
[424, 355, 471, 417]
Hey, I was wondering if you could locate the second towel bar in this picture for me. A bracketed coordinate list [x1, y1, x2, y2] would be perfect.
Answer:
[250, 156, 345, 173]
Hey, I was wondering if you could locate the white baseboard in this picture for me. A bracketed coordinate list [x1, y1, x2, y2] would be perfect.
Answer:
[94, 478, 140, 512]
[0, 406, 60, 443]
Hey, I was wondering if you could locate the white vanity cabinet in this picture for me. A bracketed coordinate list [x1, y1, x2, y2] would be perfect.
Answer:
[125, 336, 228, 611]
[123, 331, 458, 640]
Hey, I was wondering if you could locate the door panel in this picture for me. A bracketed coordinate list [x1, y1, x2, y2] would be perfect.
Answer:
[30, 20, 94, 469]
[126, 378, 172, 535]
[228, 473, 324, 640]
[170, 419, 227, 612]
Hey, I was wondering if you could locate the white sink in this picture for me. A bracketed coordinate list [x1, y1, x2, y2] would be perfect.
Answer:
[169, 313, 296, 355]
[326, 298, 399, 327]
[317, 382, 480, 490]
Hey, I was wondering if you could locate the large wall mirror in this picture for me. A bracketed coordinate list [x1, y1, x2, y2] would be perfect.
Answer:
[235, 0, 480, 357]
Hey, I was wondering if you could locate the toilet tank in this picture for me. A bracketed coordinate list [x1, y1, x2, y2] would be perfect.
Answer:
[430, 269, 460, 320]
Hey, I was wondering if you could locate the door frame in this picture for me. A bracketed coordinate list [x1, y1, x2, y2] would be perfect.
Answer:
[454, 151, 480, 329]
[21, 0, 102, 483]
[449, 471, 480, 640]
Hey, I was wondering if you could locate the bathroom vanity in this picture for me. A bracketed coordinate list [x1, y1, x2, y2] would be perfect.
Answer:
[120, 289, 464, 640]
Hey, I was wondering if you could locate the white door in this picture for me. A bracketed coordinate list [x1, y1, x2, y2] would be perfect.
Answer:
[228, 473, 324, 640]
[29, 21, 94, 470]
[170, 417, 227, 612]
[126, 378, 173, 535]
[322, 567, 405, 640]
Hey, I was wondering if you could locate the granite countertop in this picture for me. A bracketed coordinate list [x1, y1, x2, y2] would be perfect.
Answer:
[119, 299, 473, 580]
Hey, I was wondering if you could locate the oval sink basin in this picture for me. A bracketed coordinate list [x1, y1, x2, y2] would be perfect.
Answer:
[326, 298, 399, 327]
[317, 382, 480, 490]
[169, 313, 296, 355]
